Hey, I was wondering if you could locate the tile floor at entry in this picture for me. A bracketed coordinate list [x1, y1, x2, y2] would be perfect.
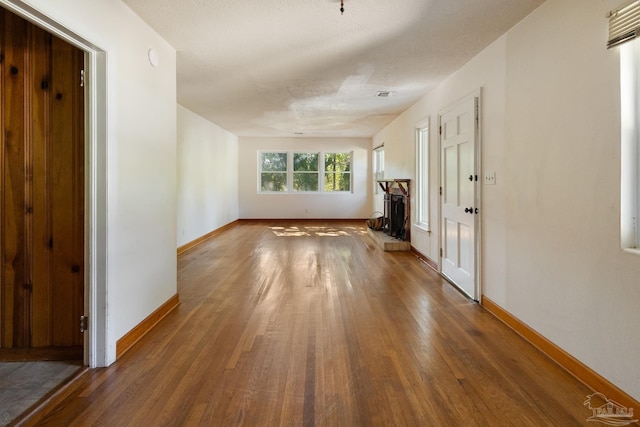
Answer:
[0, 360, 83, 426]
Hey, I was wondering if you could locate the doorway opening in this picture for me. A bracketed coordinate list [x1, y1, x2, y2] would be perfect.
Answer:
[1, 7, 85, 361]
[0, 0, 109, 369]
[0, 1, 108, 422]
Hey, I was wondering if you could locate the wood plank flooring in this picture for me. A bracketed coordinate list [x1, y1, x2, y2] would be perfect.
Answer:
[25, 220, 599, 426]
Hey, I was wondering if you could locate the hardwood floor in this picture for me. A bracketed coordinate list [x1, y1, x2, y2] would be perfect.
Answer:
[24, 220, 599, 426]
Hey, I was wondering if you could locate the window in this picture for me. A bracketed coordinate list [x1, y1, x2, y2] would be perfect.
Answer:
[258, 151, 352, 193]
[373, 146, 384, 194]
[260, 152, 288, 192]
[293, 152, 319, 191]
[324, 152, 351, 192]
[609, 0, 640, 253]
[415, 121, 429, 230]
[620, 39, 640, 252]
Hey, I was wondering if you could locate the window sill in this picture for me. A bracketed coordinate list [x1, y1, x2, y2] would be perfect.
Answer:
[623, 247, 640, 256]
[414, 224, 431, 233]
[258, 191, 353, 195]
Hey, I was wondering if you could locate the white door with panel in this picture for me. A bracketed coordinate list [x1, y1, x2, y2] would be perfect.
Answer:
[439, 96, 479, 300]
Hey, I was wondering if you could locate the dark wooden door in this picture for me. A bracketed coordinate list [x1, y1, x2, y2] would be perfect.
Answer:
[0, 8, 85, 360]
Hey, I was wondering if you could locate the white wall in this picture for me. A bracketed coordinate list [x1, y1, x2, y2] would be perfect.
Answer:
[239, 137, 372, 219]
[503, 0, 640, 400]
[177, 105, 239, 246]
[374, 0, 640, 401]
[374, 36, 507, 287]
[7, 0, 178, 365]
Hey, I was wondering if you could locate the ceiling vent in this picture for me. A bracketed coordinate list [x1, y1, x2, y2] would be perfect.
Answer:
[376, 91, 394, 98]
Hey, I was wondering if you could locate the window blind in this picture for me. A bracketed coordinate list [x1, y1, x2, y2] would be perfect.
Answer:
[608, 0, 640, 49]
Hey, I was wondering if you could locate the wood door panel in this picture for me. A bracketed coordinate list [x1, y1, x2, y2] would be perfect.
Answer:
[0, 8, 3, 348]
[2, 9, 29, 348]
[0, 7, 84, 355]
[31, 24, 54, 348]
[50, 36, 84, 347]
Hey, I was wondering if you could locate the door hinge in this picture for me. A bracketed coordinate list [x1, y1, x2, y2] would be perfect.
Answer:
[80, 69, 85, 87]
[439, 126, 442, 135]
[80, 315, 88, 333]
[439, 248, 443, 257]
[439, 186, 442, 195]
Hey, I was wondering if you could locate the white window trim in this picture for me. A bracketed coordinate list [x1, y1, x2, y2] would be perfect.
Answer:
[373, 146, 384, 195]
[415, 119, 430, 232]
[258, 150, 353, 194]
[620, 40, 640, 252]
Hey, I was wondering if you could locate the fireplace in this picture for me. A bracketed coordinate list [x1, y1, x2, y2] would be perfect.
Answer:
[377, 179, 410, 242]
[384, 193, 405, 239]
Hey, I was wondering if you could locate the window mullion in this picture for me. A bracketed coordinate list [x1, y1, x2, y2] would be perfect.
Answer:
[288, 152, 293, 193]
[318, 152, 321, 191]
[320, 151, 325, 192]
[635, 43, 640, 247]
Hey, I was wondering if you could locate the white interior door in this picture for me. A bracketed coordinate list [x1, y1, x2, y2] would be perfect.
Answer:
[439, 96, 479, 300]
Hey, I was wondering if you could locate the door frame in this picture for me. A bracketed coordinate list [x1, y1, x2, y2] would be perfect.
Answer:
[0, 0, 108, 367]
[438, 89, 482, 302]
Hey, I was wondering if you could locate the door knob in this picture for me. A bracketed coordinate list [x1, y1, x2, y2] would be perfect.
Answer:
[468, 175, 473, 181]
[464, 207, 473, 213]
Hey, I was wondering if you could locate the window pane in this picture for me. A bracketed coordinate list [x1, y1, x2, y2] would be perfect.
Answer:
[325, 152, 351, 192]
[294, 153, 318, 172]
[293, 173, 319, 191]
[621, 40, 640, 249]
[325, 152, 351, 172]
[261, 172, 288, 191]
[261, 152, 287, 172]
[417, 126, 429, 229]
[324, 172, 350, 191]
[374, 149, 384, 194]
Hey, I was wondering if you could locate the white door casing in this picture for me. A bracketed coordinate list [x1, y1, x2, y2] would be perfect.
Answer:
[439, 95, 479, 300]
[0, 0, 110, 366]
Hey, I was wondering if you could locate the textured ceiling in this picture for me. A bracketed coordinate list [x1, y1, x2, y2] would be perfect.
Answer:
[122, 0, 544, 137]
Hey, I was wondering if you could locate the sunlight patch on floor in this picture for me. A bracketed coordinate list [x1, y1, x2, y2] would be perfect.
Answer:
[270, 225, 361, 237]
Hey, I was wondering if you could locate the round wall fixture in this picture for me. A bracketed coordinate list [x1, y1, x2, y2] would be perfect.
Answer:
[148, 48, 160, 67]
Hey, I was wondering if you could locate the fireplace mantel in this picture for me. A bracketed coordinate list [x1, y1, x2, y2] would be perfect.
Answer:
[377, 179, 410, 196]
